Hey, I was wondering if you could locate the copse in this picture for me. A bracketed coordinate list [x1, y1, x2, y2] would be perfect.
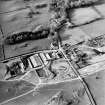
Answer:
[66, 0, 99, 8]
[4, 28, 50, 45]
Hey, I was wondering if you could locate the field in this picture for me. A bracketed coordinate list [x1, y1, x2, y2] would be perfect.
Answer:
[1, 79, 91, 105]
[0, 0, 105, 105]
[0, 0, 52, 60]
[0, 0, 105, 60]
[0, 80, 35, 104]
[85, 69, 105, 105]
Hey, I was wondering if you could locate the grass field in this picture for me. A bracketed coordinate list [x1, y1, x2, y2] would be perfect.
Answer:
[0, 80, 35, 104]
[0, 0, 105, 60]
[2, 79, 91, 105]
[85, 69, 105, 105]
[0, 0, 51, 60]
[0, 1, 105, 105]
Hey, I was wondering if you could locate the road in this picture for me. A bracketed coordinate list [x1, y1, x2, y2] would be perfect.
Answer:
[59, 45, 97, 105]
[0, 46, 100, 105]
